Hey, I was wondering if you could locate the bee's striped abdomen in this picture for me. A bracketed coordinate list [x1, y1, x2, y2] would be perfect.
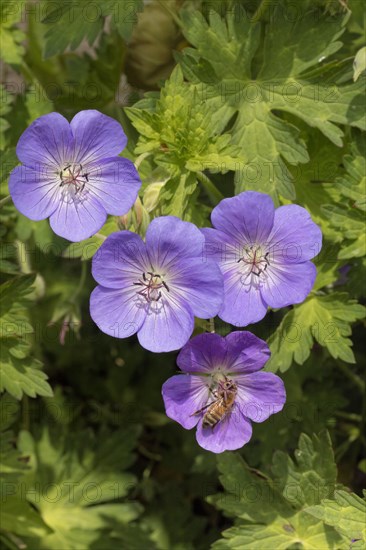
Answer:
[194, 378, 238, 430]
[202, 402, 231, 429]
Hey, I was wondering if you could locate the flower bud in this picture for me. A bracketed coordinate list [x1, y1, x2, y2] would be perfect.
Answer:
[143, 181, 165, 213]
[125, 0, 186, 89]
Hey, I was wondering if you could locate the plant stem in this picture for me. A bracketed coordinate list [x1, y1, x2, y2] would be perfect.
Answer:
[156, 0, 181, 26]
[15, 240, 32, 273]
[0, 195, 12, 208]
[196, 172, 224, 205]
[252, 0, 271, 23]
[208, 318, 215, 333]
[134, 152, 151, 170]
[334, 411, 362, 422]
[336, 361, 365, 393]
[95, 232, 107, 242]
[22, 395, 30, 432]
[70, 261, 87, 304]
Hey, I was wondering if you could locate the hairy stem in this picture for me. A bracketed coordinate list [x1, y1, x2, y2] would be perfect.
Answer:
[196, 172, 224, 205]
[252, 0, 271, 23]
[336, 361, 365, 393]
[134, 152, 152, 170]
[0, 195, 12, 209]
[70, 260, 87, 304]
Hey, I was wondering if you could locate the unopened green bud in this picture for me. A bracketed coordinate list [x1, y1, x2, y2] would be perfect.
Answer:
[143, 181, 165, 213]
[125, 0, 185, 89]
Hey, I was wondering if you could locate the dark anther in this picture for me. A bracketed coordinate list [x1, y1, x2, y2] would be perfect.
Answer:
[75, 182, 85, 195]
[134, 271, 169, 303]
[237, 246, 270, 278]
[58, 163, 88, 193]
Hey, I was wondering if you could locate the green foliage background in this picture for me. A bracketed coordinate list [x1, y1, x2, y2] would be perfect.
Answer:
[0, 0, 365, 548]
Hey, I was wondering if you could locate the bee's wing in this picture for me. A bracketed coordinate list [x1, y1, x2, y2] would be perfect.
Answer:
[190, 399, 217, 417]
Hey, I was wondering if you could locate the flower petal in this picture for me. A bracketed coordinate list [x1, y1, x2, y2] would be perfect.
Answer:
[145, 216, 205, 271]
[16, 112, 73, 168]
[49, 191, 106, 242]
[87, 157, 141, 215]
[211, 191, 275, 246]
[177, 333, 228, 374]
[260, 261, 317, 308]
[171, 258, 223, 318]
[90, 285, 146, 339]
[70, 110, 127, 164]
[225, 331, 270, 374]
[269, 204, 322, 262]
[219, 266, 268, 326]
[235, 372, 286, 423]
[92, 231, 148, 289]
[196, 403, 252, 453]
[176, 332, 270, 375]
[137, 295, 194, 353]
[201, 227, 240, 263]
[8, 165, 60, 221]
[162, 374, 210, 429]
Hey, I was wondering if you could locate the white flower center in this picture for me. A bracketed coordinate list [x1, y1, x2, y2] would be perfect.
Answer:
[133, 271, 170, 303]
[58, 163, 89, 194]
[237, 244, 270, 288]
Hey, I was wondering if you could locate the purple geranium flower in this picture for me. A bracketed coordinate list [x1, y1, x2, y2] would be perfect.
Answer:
[202, 191, 322, 326]
[89, 216, 224, 353]
[162, 331, 286, 453]
[9, 110, 141, 242]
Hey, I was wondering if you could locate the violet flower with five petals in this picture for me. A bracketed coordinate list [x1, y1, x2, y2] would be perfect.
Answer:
[90, 216, 224, 353]
[202, 191, 322, 326]
[9, 110, 141, 241]
[162, 331, 286, 453]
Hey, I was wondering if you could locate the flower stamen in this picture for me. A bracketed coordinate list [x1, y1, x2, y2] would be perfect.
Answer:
[59, 163, 89, 194]
[133, 271, 170, 303]
[237, 245, 270, 277]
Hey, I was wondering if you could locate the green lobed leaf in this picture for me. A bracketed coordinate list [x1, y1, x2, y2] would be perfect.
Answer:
[125, 66, 242, 185]
[16, 425, 149, 549]
[0, 275, 53, 399]
[42, 0, 104, 58]
[353, 46, 366, 81]
[322, 205, 366, 259]
[266, 291, 366, 372]
[179, 4, 365, 203]
[0, 0, 26, 64]
[271, 432, 337, 507]
[322, 132, 366, 259]
[335, 134, 366, 211]
[41, 0, 143, 58]
[0, 394, 49, 539]
[0, 352, 52, 400]
[0, 85, 15, 148]
[157, 171, 198, 220]
[305, 490, 366, 545]
[210, 432, 346, 550]
[290, 133, 343, 243]
[101, 0, 144, 41]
